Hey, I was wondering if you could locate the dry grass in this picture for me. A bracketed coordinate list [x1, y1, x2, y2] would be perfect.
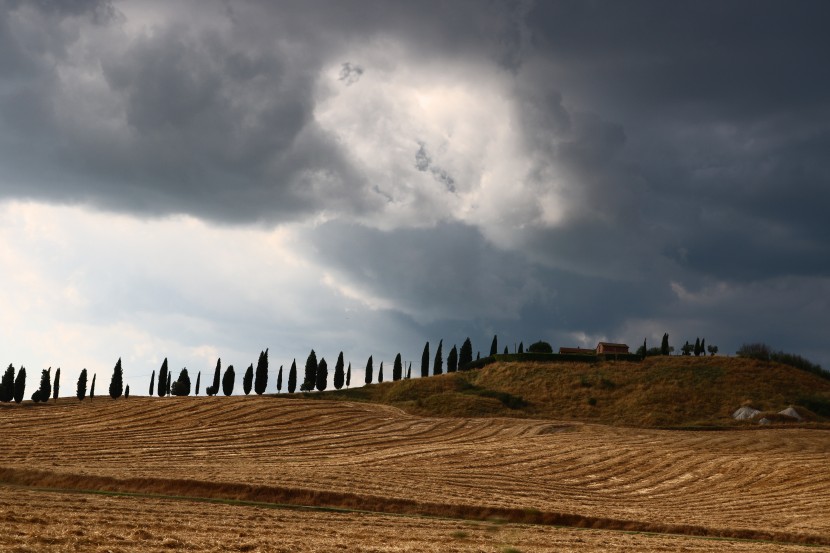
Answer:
[1, 395, 829, 546]
[0, 487, 821, 552]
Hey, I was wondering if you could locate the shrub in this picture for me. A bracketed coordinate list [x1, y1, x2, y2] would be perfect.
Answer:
[528, 341, 553, 354]
[736, 343, 772, 361]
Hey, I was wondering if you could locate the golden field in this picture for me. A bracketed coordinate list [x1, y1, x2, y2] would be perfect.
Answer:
[1, 389, 829, 550]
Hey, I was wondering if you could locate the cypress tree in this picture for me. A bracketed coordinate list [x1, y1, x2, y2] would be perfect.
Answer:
[207, 359, 221, 396]
[518, 341, 524, 354]
[694, 337, 701, 356]
[433, 340, 443, 376]
[459, 338, 473, 369]
[378, 361, 384, 383]
[243, 364, 254, 395]
[700, 338, 706, 355]
[157, 358, 169, 397]
[276, 365, 283, 393]
[90, 373, 96, 400]
[364, 356, 373, 385]
[254, 349, 269, 395]
[222, 365, 235, 396]
[447, 345, 458, 373]
[476, 352, 480, 360]
[288, 359, 297, 393]
[76, 368, 87, 401]
[171, 368, 191, 396]
[13, 367, 26, 403]
[316, 358, 328, 391]
[406, 362, 411, 379]
[53, 367, 60, 402]
[149, 370, 155, 396]
[393, 353, 402, 381]
[420, 342, 430, 378]
[33, 369, 50, 403]
[490, 335, 498, 356]
[346, 363, 351, 387]
[125, 385, 130, 398]
[166, 370, 171, 396]
[333, 352, 345, 390]
[0, 364, 14, 402]
[109, 358, 124, 399]
[195, 371, 201, 396]
[302, 350, 318, 391]
[661, 333, 669, 355]
[503, 346, 508, 355]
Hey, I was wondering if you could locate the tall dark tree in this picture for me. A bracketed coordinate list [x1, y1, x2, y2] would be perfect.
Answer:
[288, 359, 297, 393]
[459, 338, 473, 369]
[206, 359, 221, 396]
[682, 341, 693, 356]
[171, 368, 192, 396]
[166, 370, 171, 396]
[53, 367, 60, 402]
[254, 349, 269, 395]
[276, 365, 283, 393]
[76, 368, 87, 401]
[433, 340, 443, 376]
[333, 352, 345, 390]
[420, 342, 430, 378]
[503, 346, 508, 355]
[125, 385, 130, 398]
[406, 363, 411, 379]
[32, 369, 50, 403]
[490, 335, 498, 357]
[393, 353, 402, 381]
[109, 358, 124, 399]
[89, 373, 96, 400]
[157, 358, 169, 397]
[700, 338, 706, 355]
[195, 371, 201, 395]
[44, 367, 52, 402]
[13, 367, 26, 403]
[518, 342, 524, 354]
[378, 361, 384, 383]
[364, 356, 373, 385]
[0, 364, 14, 402]
[447, 345, 458, 373]
[242, 364, 254, 395]
[316, 358, 328, 391]
[302, 350, 318, 391]
[694, 337, 701, 357]
[222, 365, 235, 396]
[346, 363, 351, 387]
[149, 370, 155, 396]
[661, 333, 670, 356]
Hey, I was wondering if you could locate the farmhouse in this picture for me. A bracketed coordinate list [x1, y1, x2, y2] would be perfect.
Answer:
[596, 342, 630, 354]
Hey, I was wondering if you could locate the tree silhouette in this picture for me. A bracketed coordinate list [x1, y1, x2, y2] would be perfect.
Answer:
[76, 368, 87, 401]
[302, 350, 318, 391]
[661, 333, 670, 356]
[433, 340, 443, 376]
[316, 358, 328, 391]
[288, 360, 297, 393]
[149, 370, 155, 396]
[32, 369, 51, 403]
[459, 338, 473, 369]
[125, 385, 130, 398]
[694, 337, 701, 356]
[346, 363, 351, 387]
[393, 353, 402, 381]
[518, 341, 524, 354]
[90, 373, 96, 400]
[13, 367, 26, 403]
[447, 345, 458, 373]
[420, 342, 430, 378]
[109, 358, 124, 399]
[503, 346, 508, 355]
[276, 365, 283, 393]
[378, 361, 384, 383]
[254, 349, 269, 395]
[0, 364, 14, 402]
[406, 363, 411, 379]
[171, 368, 192, 396]
[243, 364, 254, 395]
[206, 359, 221, 396]
[166, 370, 171, 396]
[195, 371, 201, 395]
[53, 367, 60, 402]
[364, 356, 373, 385]
[333, 352, 345, 390]
[490, 335, 498, 356]
[157, 358, 169, 397]
[222, 365, 235, 396]
[700, 338, 706, 355]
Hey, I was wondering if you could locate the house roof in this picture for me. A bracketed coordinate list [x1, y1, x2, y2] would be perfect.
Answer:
[597, 342, 629, 348]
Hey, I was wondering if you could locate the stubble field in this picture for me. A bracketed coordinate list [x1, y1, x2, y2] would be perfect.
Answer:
[1, 395, 828, 551]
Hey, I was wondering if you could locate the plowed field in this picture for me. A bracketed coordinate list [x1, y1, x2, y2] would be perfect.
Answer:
[1, 396, 828, 549]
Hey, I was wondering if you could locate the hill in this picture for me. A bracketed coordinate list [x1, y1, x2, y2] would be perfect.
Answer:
[307, 356, 830, 427]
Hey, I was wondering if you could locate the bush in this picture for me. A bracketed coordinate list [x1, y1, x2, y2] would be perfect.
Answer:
[527, 341, 553, 354]
[770, 351, 827, 379]
[736, 343, 772, 361]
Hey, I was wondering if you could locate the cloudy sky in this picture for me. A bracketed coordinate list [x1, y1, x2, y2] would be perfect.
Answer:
[2, 0, 829, 394]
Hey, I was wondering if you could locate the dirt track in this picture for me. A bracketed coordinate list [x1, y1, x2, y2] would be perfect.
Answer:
[1, 396, 829, 546]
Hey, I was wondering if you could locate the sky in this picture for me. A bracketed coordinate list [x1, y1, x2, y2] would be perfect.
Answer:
[1, 0, 829, 395]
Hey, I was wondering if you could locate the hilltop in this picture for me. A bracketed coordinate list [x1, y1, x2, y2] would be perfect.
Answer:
[306, 355, 830, 427]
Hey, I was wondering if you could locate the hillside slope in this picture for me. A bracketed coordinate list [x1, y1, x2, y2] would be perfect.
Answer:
[313, 356, 830, 427]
